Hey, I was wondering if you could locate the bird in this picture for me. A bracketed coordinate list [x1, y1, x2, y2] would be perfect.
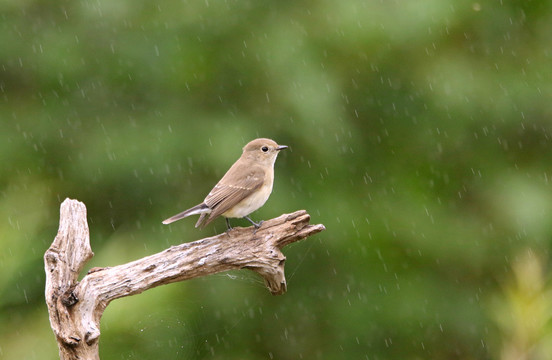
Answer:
[162, 138, 288, 230]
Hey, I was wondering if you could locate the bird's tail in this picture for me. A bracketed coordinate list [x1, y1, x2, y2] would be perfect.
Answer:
[162, 203, 210, 224]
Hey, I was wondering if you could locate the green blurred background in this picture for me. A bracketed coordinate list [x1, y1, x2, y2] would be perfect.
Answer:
[2, 0, 552, 359]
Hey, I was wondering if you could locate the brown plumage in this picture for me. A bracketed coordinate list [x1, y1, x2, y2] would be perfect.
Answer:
[162, 138, 287, 230]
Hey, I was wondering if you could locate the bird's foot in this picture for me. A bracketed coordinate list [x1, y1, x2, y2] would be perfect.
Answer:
[253, 221, 264, 234]
[225, 218, 233, 232]
[244, 216, 263, 233]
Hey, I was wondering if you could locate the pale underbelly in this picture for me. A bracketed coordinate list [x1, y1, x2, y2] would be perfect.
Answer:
[222, 183, 272, 218]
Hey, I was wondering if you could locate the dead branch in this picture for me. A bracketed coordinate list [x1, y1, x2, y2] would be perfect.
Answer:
[44, 198, 325, 360]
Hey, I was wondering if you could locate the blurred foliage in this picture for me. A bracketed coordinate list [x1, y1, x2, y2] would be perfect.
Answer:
[1, 0, 552, 359]
[490, 249, 552, 360]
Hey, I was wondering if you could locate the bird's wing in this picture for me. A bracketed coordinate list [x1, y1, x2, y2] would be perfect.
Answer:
[201, 163, 265, 227]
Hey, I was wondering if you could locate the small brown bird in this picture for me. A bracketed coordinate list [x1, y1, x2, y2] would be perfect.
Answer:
[162, 138, 288, 230]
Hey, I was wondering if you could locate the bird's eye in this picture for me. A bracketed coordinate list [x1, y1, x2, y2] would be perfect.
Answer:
[261, 146, 269, 152]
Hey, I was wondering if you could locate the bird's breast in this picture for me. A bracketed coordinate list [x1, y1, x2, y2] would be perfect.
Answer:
[222, 173, 274, 218]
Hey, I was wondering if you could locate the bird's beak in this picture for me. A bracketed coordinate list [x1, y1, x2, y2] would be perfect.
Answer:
[276, 145, 288, 151]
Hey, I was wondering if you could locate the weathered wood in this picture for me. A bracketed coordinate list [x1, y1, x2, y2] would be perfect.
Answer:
[44, 198, 325, 360]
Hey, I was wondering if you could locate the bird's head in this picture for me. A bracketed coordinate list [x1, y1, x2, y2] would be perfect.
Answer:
[242, 138, 288, 165]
